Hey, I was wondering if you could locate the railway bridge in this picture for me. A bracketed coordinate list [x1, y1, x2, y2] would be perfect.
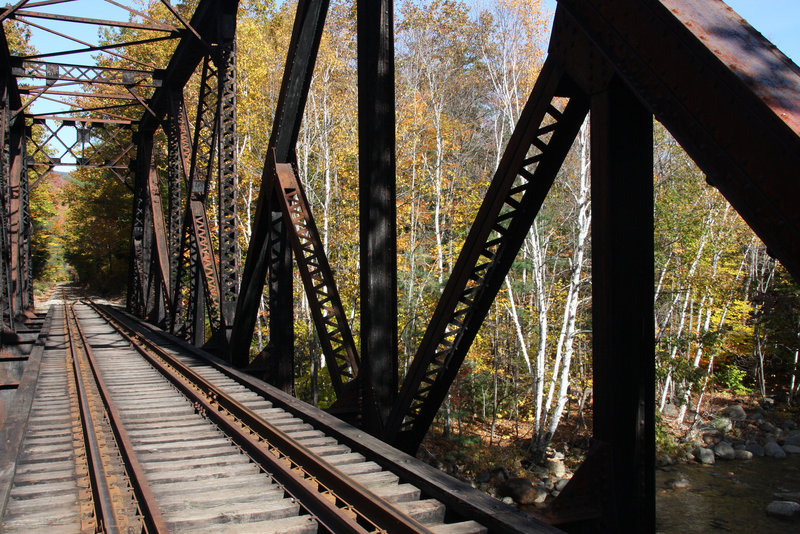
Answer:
[1, 0, 799, 532]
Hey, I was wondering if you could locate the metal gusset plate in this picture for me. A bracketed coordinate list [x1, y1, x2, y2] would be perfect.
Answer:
[385, 59, 589, 453]
[271, 156, 360, 399]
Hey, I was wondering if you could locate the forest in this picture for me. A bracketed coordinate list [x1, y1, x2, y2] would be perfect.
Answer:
[28, 0, 800, 465]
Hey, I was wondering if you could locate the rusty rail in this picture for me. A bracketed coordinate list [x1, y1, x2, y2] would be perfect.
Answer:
[65, 302, 169, 533]
[86, 300, 433, 534]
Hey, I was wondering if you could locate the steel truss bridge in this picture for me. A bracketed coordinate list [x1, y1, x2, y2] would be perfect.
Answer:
[0, 0, 799, 531]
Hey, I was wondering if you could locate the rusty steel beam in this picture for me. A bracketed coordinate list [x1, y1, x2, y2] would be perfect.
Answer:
[271, 156, 359, 400]
[213, 20, 239, 343]
[187, 55, 222, 336]
[0, 24, 19, 327]
[129, 0, 238, 326]
[167, 51, 229, 345]
[558, 0, 800, 282]
[385, 59, 589, 454]
[7, 114, 25, 315]
[0, 1, 30, 23]
[139, 0, 236, 134]
[0, 106, 12, 327]
[18, 88, 140, 100]
[127, 131, 153, 316]
[12, 60, 161, 87]
[25, 102, 140, 117]
[19, 131, 31, 311]
[147, 160, 171, 313]
[14, 15, 158, 69]
[28, 115, 135, 124]
[25, 119, 134, 179]
[9, 10, 177, 32]
[165, 90, 188, 330]
[17, 32, 178, 61]
[231, 0, 328, 368]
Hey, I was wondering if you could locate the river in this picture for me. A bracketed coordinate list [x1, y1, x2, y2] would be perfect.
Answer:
[656, 456, 800, 533]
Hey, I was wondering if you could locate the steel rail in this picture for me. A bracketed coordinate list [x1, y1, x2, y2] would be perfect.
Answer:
[63, 302, 120, 533]
[87, 300, 433, 534]
[67, 302, 169, 533]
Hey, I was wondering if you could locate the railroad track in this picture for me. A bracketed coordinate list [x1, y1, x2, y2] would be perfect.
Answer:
[3, 296, 518, 533]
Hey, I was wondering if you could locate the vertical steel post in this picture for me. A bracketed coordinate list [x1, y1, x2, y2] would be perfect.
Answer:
[166, 90, 186, 329]
[267, 207, 293, 367]
[216, 6, 240, 346]
[357, 0, 398, 432]
[590, 75, 655, 533]
[0, 90, 12, 327]
[127, 129, 154, 317]
[7, 114, 23, 316]
[139, 133, 157, 321]
[19, 135, 31, 312]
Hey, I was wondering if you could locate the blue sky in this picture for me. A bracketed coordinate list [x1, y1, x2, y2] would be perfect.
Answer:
[723, 0, 800, 62]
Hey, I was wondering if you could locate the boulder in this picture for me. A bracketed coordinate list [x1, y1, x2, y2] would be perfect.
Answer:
[783, 444, 800, 455]
[719, 404, 747, 421]
[759, 421, 778, 433]
[702, 430, 723, 446]
[657, 454, 675, 467]
[545, 458, 566, 478]
[745, 441, 766, 457]
[475, 466, 510, 485]
[693, 446, 715, 465]
[666, 476, 690, 490]
[711, 416, 733, 433]
[662, 403, 679, 417]
[734, 449, 754, 460]
[554, 478, 570, 492]
[501, 496, 515, 506]
[714, 441, 736, 461]
[784, 420, 798, 431]
[530, 465, 550, 479]
[765, 440, 787, 458]
[766, 500, 800, 519]
[784, 430, 800, 447]
[497, 478, 549, 505]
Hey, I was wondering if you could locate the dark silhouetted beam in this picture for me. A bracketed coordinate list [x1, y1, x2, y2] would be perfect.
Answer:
[559, 0, 800, 281]
[590, 74, 655, 533]
[357, 0, 398, 433]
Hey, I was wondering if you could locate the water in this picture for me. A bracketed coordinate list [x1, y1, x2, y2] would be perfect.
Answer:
[656, 456, 800, 533]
